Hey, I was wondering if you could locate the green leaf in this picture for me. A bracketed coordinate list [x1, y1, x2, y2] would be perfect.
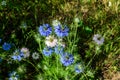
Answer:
[84, 26, 92, 33]
[86, 71, 94, 78]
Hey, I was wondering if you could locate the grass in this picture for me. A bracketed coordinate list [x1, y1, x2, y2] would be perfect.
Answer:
[0, 0, 120, 79]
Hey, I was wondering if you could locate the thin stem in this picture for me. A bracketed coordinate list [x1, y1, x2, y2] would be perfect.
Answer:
[71, 23, 78, 54]
[38, 39, 42, 53]
[24, 59, 39, 73]
[86, 52, 97, 68]
[57, 55, 58, 76]
[82, 72, 88, 80]
[34, 5, 37, 26]
[86, 46, 99, 68]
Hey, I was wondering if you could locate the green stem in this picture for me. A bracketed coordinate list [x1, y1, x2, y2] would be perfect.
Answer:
[71, 23, 78, 53]
[38, 39, 42, 53]
[24, 59, 39, 73]
[71, 72, 88, 80]
[82, 72, 88, 80]
[57, 55, 58, 75]
[86, 46, 99, 68]
[86, 52, 97, 68]
[34, 5, 37, 26]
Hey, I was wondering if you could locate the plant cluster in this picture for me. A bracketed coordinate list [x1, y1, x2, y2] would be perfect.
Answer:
[0, 0, 120, 80]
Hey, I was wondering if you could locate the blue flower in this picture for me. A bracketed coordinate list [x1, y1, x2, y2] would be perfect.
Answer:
[11, 50, 24, 61]
[54, 25, 69, 37]
[9, 71, 19, 80]
[2, 42, 11, 51]
[60, 53, 74, 66]
[39, 24, 52, 36]
[12, 55, 22, 61]
[54, 46, 64, 54]
[43, 47, 53, 56]
[19, 52, 24, 57]
[75, 63, 84, 74]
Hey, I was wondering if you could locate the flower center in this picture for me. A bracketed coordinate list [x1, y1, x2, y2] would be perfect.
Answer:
[49, 37, 54, 42]
[65, 56, 69, 60]
[44, 26, 48, 30]
[97, 37, 101, 40]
